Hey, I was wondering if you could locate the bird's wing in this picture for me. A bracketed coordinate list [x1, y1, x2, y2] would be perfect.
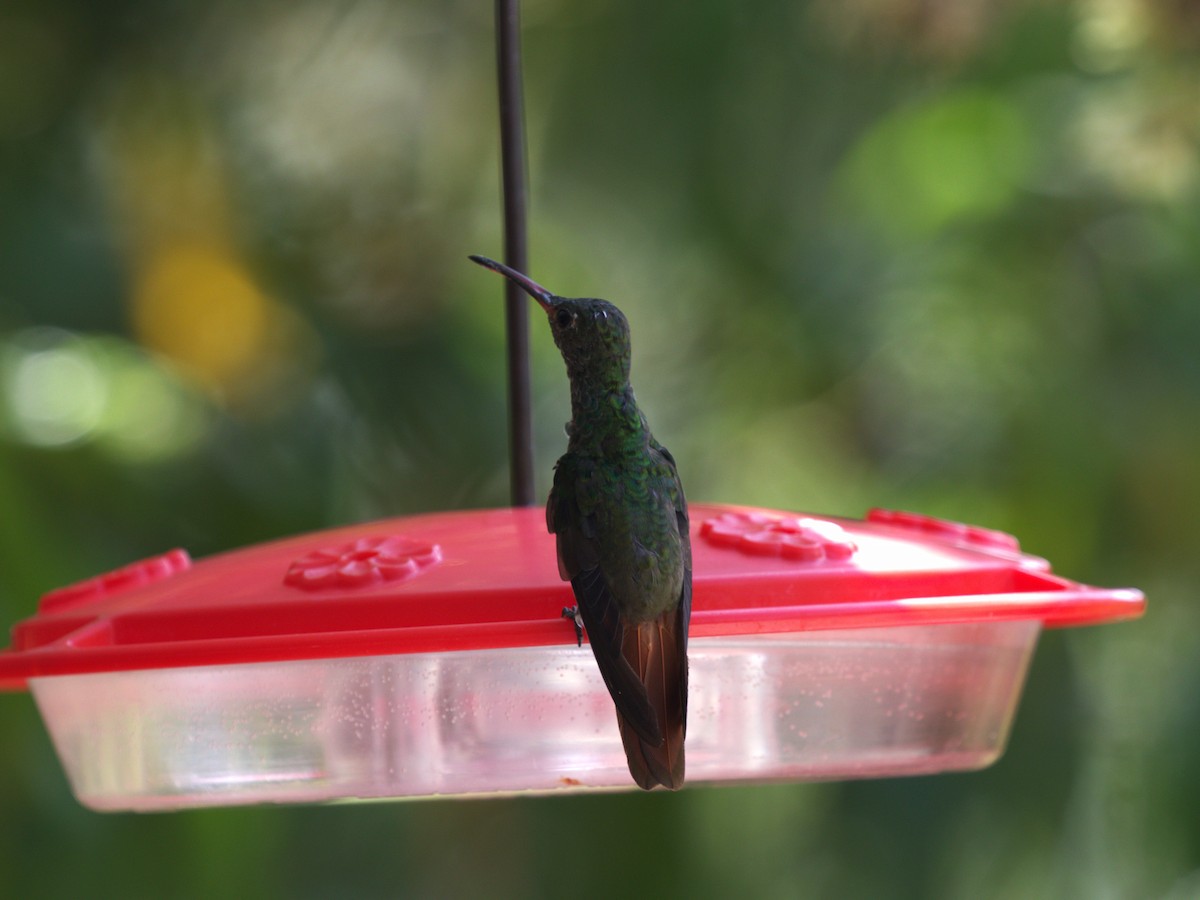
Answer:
[572, 567, 664, 746]
[548, 455, 663, 746]
[611, 442, 691, 788]
[653, 439, 692, 658]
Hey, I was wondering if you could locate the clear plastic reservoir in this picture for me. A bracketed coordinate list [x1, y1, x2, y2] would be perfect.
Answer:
[30, 619, 1039, 810]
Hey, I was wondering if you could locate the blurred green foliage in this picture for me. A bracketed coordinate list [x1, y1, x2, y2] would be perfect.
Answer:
[0, 0, 1196, 897]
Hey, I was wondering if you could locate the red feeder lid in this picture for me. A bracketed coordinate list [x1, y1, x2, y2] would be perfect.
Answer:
[0, 504, 1144, 691]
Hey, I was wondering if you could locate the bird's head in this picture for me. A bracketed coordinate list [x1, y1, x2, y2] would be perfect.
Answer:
[470, 255, 632, 385]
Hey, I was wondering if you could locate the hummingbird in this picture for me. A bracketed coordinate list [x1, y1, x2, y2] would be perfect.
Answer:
[470, 254, 692, 790]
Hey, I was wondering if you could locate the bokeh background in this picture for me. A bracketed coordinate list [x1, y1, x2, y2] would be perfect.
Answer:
[0, 0, 1195, 896]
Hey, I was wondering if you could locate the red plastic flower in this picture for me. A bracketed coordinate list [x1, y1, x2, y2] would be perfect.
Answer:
[700, 512, 857, 562]
[39, 549, 193, 612]
[284, 535, 441, 591]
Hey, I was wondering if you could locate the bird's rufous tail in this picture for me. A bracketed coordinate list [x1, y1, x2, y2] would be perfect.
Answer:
[616, 607, 687, 790]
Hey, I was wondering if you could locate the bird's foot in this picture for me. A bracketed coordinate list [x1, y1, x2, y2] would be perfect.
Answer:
[562, 606, 584, 647]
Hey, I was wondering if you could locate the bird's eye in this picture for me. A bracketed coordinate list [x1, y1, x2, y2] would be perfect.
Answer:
[555, 308, 574, 329]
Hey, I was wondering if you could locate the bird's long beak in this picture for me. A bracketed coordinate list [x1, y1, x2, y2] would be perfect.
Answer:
[469, 255, 558, 310]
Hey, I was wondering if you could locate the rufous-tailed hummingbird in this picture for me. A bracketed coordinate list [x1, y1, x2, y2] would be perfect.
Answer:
[470, 254, 691, 790]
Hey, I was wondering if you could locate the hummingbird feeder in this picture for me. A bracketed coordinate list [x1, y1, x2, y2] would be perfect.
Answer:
[0, 2, 1144, 810]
